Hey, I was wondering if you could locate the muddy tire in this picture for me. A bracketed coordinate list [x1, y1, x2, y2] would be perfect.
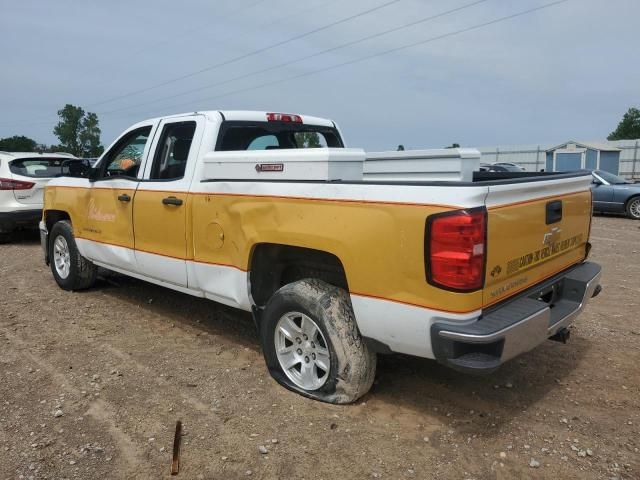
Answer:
[260, 278, 376, 404]
[626, 196, 640, 220]
[49, 220, 97, 291]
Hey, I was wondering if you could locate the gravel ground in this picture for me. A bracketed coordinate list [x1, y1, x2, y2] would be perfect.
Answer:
[0, 216, 638, 480]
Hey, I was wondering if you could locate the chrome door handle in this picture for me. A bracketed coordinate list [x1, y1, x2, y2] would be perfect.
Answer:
[162, 196, 183, 206]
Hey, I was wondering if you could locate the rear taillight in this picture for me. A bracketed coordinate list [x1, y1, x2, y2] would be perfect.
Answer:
[426, 208, 486, 292]
[0, 178, 35, 190]
[266, 112, 303, 123]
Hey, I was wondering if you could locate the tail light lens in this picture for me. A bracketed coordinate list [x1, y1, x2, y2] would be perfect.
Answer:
[0, 178, 35, 190]
[426, 208, 486, 291]
[266, 112, 303, 123]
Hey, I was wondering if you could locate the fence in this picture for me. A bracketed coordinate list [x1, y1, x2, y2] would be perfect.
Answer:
[476, 140, 640, 180]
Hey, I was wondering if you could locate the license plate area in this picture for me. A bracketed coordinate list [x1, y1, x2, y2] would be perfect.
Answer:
[532, 281, 562, 307]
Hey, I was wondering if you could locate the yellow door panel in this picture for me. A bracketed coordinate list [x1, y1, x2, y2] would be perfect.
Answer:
[45, 185, 136, 248]
[44, 183, 137, 271]
[133, 190, 188, 259]
[82, 187, 136, 248]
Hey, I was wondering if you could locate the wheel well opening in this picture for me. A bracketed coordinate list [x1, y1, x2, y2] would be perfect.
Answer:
[626, 195, 640, 207]
[45, 210, 71, 231]
[249, 243, 348, 307]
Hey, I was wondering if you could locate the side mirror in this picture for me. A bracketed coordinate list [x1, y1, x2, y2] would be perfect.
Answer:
[61, 159, 92, 178]
[88, 167, 101, 182]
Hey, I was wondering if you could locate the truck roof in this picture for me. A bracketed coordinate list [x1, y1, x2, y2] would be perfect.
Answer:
[130, 110, 336, 128]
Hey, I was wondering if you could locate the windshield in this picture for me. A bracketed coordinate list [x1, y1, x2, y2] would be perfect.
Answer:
[594, 170, 628, 184]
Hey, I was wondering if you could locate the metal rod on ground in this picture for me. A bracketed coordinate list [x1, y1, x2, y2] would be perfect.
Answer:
[171, 420, 182, 475]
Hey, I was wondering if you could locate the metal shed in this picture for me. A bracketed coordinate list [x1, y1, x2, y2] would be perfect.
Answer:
[545, 140, 621, 174]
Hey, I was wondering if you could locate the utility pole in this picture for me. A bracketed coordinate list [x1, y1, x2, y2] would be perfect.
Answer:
[633, 140, 639, 180]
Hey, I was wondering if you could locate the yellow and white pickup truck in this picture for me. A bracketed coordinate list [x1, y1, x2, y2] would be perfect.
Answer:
[40, 110, 602, 403]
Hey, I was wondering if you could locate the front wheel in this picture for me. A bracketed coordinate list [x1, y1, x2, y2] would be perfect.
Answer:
[626, 197, 640, 220]
[49, 220, 97, 291]
[260, 279, 376, 404]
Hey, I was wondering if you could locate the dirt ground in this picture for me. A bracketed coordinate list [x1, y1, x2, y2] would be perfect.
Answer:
[1, 216, 638, 480]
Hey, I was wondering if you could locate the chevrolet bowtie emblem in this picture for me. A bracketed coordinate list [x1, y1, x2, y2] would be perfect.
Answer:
[543, 227, 562, 245]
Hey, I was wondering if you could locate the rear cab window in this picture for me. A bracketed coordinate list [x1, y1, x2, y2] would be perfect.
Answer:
[216, 121, 342, 151]
[9, 158, 69, 178]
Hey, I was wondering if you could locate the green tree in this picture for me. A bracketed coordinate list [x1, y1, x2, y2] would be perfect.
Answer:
[397, 144, 405, 151]
[43, 144, 65, 153]
[0, 135, 38, 152]
[296, 131, 322, 148]
[79, 112, 104, 157]
[53, 104, 83, 155]
[445, 143, 461, 149]
[608, 107, 640, 140]
[53, 104, 104, 156]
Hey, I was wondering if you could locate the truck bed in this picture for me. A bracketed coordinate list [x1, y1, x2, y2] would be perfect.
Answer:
[202, 168, 589, 185]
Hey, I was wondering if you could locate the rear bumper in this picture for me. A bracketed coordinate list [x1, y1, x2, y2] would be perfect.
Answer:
[0, 209, 42, 232]
[431, 261, 602, 374]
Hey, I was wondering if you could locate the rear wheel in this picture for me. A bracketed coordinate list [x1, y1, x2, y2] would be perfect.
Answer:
[274, 311, 331, 391]
[49, 220, 97, 290]
[260, 278, 376, 404]
[626, 197, 640, 220]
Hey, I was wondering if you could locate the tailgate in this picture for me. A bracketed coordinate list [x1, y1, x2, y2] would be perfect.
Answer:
[483, 174, 592, 307]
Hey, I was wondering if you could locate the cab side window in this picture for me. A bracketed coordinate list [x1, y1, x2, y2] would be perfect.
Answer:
[101, 126, 152, 179]
[149, 122, 196, 180]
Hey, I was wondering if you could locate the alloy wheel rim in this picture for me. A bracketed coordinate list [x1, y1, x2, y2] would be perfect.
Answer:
[630, 199, 640, 218]
[274, 311, 330, 390]
[53, 235, 71, 279]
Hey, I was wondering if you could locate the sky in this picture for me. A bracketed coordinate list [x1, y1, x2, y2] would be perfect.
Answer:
[0, 0, 638, 151]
